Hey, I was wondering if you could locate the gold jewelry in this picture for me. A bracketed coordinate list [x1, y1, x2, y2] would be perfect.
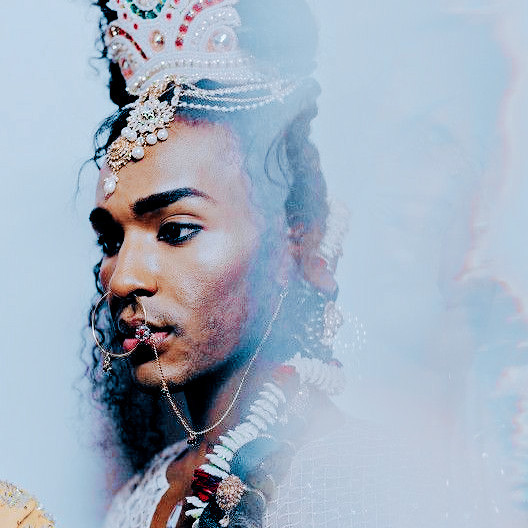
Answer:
[0, 481, 55, 528]
[216, 474, 246, 527]
[91, 291, 149, 372]
[136, 287, 288, 446]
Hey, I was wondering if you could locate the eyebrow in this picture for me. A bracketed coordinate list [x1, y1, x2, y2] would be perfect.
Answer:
[132, 187, 213, 216]
[89, 207, 119, 233]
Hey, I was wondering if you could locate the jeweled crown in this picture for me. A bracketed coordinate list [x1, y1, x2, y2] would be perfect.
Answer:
[106, 0, 264, 95]
[103, 0, 299, 197]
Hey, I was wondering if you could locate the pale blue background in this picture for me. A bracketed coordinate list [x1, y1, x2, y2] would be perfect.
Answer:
[1, 1, 527, 526]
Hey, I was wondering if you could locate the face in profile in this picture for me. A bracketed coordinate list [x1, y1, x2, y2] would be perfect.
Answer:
[90, 119, 283, 388]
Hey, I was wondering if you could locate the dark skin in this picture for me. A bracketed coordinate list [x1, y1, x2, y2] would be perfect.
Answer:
[91, 119, 343, 528]
[92, 119, 291, 527]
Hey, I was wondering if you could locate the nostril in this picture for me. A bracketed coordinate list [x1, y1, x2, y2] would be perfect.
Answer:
[132, 288, 156, 298]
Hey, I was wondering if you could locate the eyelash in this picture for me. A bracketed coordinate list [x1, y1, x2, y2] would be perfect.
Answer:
[157, 222, 202, 245]
[97, 233, 121, 257]
[97, 222, 202, 257]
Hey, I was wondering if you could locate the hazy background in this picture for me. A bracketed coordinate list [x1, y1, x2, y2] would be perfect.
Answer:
[1, 1, 527, 526]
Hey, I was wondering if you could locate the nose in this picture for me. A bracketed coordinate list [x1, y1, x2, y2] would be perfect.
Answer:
[105, 233, 159, 299]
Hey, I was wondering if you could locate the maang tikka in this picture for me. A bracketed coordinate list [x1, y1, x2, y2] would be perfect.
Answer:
[102, 0, 299, 197]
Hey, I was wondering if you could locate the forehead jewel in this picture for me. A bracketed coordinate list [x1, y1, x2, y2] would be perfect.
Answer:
[103, 0, 299, 198]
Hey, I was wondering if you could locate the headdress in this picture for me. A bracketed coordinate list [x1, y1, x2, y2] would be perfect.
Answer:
[102, 0, 300, 197]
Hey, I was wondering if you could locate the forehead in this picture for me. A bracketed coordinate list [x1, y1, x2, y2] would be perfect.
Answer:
[96, 119, 250, 210]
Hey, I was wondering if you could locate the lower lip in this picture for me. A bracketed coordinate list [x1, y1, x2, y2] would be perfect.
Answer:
[123, 332, 169, 353]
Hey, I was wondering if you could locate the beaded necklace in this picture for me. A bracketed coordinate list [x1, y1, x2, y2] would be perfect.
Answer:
[181, 353, 345, 528]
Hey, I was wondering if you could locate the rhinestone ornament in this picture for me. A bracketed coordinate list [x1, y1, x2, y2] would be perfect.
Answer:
[135, 324, 152, 342]
[104, 77, 297, 197]
[105, 0, 258, 95]
[322, 301, 344, 346]
[150, 30, 165, 50]
[103, 0, 300, 197]
[216, 474, 246, 526]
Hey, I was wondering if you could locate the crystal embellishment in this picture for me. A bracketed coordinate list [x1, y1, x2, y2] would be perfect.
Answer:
[128, 97, 173, 134]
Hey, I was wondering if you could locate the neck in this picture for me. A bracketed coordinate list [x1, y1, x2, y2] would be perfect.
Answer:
[182, 353, 271, 447]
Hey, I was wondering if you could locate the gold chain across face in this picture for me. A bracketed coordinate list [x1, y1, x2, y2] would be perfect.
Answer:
[91, 287, 288, 446]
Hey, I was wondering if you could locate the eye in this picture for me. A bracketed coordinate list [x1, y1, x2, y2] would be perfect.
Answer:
[97, 233, 123, 257]
[158, 222, 202, 245]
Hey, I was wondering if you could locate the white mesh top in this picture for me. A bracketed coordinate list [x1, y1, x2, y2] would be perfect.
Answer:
[102, 420, 424, 528]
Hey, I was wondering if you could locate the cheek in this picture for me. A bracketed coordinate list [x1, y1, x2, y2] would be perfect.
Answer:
[169, 232, 259, 351]
[98, 259, 114, 290]
[169, 226, 259, 300]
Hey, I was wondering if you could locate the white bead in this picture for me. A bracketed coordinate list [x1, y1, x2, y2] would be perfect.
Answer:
[205, 453, 231, 472]
[121, 127, 137, 141]
[228, 429, 245, 445]
[219, 435, 239, 452]
[131, 146, 145, 160]
[246, 413, 267, 431]
[103, 177, 117, 196]
[146, 133, 158, 145]
[157, 128, 169, 141]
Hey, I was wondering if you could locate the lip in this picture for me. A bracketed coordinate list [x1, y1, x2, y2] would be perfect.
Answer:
[122, 331, 170, 353]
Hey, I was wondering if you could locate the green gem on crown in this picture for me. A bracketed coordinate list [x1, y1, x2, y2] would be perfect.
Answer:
[125, 0, 168, 19]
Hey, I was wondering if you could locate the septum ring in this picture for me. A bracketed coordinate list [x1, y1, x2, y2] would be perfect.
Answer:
[91, 291, 150, 361]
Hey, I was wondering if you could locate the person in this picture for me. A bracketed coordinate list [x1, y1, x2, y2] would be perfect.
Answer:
[0, 481, 55, 528]
[87, 1, 414, 527]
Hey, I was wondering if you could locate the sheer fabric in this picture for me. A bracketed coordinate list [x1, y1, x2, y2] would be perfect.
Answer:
[102, 420, 417, 528]
[103, 441, 187, 528]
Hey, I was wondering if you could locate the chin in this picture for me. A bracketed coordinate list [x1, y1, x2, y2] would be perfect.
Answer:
[132, 360, 188, 390]
[132, 349, 236, 392]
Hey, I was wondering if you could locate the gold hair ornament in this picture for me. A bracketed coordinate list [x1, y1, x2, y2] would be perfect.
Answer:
[103, 77, 297, 198]
[102, 0, 300, 198]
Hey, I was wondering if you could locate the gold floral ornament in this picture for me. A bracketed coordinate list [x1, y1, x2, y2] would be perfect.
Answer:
[104, 79, 176, 198]
[0, 481, 55, 528]
[215, 474, 246, 527]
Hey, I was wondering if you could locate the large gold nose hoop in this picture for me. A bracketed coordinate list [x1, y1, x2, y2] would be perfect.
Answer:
[91, 291, 149, 372]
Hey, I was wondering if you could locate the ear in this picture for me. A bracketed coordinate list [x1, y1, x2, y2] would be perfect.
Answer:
[287, 222, 337, 296]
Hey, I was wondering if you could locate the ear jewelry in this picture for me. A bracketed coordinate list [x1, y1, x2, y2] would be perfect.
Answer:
[91, 291, 149, 372]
